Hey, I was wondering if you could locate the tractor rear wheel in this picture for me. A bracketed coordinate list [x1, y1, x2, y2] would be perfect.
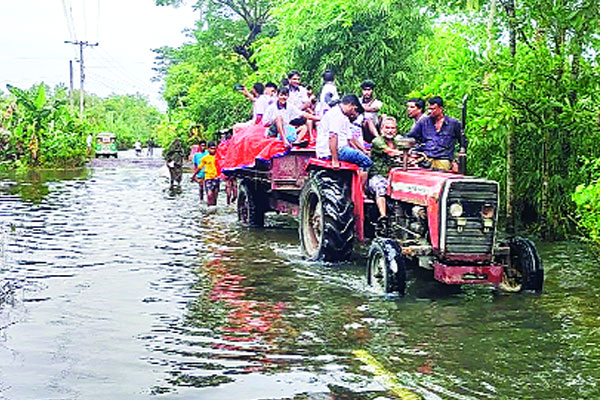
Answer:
[299, 170, 354, 261]
[499, 237, 544, 293]
[237, 179, 265, 227]
[366, 238, 406, 295]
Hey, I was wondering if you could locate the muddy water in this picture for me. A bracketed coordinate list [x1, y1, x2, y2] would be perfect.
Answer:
[1, 158, 599, 399]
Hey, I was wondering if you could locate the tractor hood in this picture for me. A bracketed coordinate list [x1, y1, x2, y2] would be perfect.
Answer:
[388, 168, 466, 205]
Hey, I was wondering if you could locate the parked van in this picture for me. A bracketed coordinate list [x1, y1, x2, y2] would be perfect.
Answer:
[95, 132, 118, 158]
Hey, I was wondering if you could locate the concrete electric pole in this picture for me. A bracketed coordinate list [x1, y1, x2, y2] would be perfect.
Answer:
[65, 40, 99, 116]
[69, 60, 74, 107]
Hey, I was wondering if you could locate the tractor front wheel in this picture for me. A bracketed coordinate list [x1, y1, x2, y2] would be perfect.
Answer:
[299, 170, 354, 261]
[499, 237, 544, 293]
[366, 238, 406, 295]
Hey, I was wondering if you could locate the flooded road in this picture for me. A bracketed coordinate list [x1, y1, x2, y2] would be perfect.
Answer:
[1, 156, 599, 399]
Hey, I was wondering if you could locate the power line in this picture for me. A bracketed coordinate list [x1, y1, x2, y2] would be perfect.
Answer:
[92, 47, 152, 90]
[82, 0, 88, 40]
[65, 40, 99, 115]
[66, 0, 78, 41]
[60, 0, 75, 40]
[87, 68, 151, 94]
[61, 0, 78, 61]
[96, 0, 100, 43]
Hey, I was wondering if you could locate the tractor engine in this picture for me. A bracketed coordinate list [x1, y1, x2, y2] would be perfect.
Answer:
[387, 200, 428, 242]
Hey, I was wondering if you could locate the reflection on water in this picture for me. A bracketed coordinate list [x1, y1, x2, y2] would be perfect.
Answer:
[0, 162, 599, 399]
[0, 168, 90, 203]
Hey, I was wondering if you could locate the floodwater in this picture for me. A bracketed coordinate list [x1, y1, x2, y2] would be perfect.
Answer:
[0, 152, 599, 399]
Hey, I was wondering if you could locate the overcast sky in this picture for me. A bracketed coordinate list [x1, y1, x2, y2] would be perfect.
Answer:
[0, 0, 198, 110]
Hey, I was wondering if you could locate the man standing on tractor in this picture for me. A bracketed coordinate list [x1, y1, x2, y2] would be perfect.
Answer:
[368, 117, 402, 232]
[316, 94, 373, 185]
[408, 96, 467, 171]
[406, 98, 426, 126]
[359, 80, 383, 143]
[316, 69, 339, 119]
[287, 70, 315, 139]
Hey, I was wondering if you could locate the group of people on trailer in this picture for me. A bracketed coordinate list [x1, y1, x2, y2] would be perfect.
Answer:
[234, 69, 467, 225]
[171, 69, 467, 213]
[234, 70, 387, 148]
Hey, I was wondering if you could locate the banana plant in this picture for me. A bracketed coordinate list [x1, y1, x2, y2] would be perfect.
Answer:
[5, 84, 70, 165]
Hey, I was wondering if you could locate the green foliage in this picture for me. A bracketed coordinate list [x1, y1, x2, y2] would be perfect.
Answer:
[0, 84, 164, 169]
[0, 84, 88, 168]
[85, 94, 162, 150]
[573, 181, 600, 247]
[573, 157, 600, 246]
[407, 6, 600, 238]
[158, 15, 256, 140]
[154, 0, 600, 241]
[254, 0, 427, 116]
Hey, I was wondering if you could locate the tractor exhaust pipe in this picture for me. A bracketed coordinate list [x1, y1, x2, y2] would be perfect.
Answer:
[458, 94, 468, 175]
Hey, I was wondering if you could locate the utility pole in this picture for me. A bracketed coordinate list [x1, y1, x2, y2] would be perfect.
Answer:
[65, 40, 98, 116]
[69, 60, 74, 107]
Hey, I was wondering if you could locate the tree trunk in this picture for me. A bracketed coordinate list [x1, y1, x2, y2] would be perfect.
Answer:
[486, 0, 497, 55]
[503, 0, 517, 234]
[540, 132, 549, 239]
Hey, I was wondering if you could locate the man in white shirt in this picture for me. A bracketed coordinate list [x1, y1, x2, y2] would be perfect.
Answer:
[360, 80, 383, 143]
[316, 94, 373, 185]
[263, 86, 318, 148]
[287, 70, 311, 111]
[264, 82, 277, 104]
[316, 69, 339, 119]
[233, 83, 269, 132]
[287, 70, 316, 141]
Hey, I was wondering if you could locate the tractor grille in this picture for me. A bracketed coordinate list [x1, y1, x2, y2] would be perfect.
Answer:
[443, 180, 498, 255]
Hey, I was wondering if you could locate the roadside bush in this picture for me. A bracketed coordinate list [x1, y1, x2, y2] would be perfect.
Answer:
[572, 158, 600, 246]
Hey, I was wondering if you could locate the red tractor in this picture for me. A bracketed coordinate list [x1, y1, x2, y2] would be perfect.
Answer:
[231, 138, 543, 296]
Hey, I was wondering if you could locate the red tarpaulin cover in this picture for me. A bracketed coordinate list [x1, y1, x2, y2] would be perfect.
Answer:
[216, 125, 289, 174]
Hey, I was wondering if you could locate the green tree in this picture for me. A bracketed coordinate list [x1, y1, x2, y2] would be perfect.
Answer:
[156, 0, 277, 70]
[410, 0, 600, 238]
[85, 94, 162, 149]
[253, 0, 427, 116]
[1, 84, 88, 168]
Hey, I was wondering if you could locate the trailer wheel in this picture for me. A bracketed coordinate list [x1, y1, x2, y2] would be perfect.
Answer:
[366, 238, 406, 295]
[499, 237, 544, 293]
[299, 170, 354, 261]
[237, 179, 265, 227]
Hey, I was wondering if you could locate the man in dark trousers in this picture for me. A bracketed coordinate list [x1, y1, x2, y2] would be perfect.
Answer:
[165, 138, 185, 190]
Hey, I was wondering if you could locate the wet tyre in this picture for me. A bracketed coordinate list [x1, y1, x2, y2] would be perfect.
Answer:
[499, 236, 544, 293]
[237, 179, 265, 227]
[366, 238, 406, 295]
[298, 170, 354, 261]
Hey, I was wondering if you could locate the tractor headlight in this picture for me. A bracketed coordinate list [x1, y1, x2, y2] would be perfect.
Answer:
[481, 204, 494, 232]
[481, 204, 495, 219]
[449, 203, 463, 218]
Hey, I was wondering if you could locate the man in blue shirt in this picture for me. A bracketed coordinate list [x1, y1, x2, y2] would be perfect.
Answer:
[192, 140, 208, 201]
[408, 96, 467, 171]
